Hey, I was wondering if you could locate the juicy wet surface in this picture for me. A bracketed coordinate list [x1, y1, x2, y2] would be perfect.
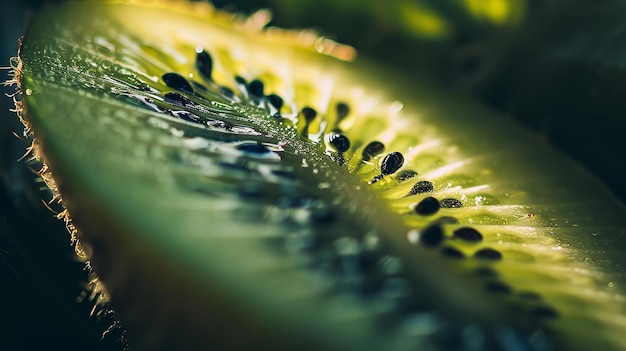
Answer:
[16, 2, 626, 351]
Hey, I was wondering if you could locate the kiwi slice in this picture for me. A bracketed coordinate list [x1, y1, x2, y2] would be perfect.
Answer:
[10, 1, 626, 350]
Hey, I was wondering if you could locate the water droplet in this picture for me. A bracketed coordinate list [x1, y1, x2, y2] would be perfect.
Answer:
[318, 182, 330, 189]
[334, 237, 359, 256]
[378, 256, 403, 275]
[401, 313, 441, 337]
[390, 100, 404, 113]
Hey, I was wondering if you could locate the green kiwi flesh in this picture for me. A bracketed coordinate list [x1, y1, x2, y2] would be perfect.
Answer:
[12, 1, 626, 350]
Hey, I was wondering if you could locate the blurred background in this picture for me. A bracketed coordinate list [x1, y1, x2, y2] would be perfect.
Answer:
[2, 0, 625, 350]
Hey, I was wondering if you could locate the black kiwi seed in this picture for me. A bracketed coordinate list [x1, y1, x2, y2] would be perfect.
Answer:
[162, 72, 194, 94]
[473, 267, 499, 278]
[415, 196, 440, 216]
[218, 86, 235, 99]
[408, 180, 434, 196]
[380, 152, 404, 175]
[531, 306, 559, 319]
[267, 94, 284, 111]
[247, 79, 264, 97]
[335, 102, 350, 121]
[191, 80, 207, 92]
[195, 49, 213, 81]
[301, 107, 318, 123]
[452, 227, 483, 242]
[485, 281, 512, 294]
[368, 151, 403, 184]
[474, 248, 503, 261]
[418, 225, 444, 247]
[441, 246, 465, 259]
[235, 75, 247, 85]
[396, 169, 418, 182]
[517, 291, 542, 301]
[328, 133, 350, 153]
[362, 141, 385, 161]
[236, 142, 271, 154]
[171, 111, 201, 123]
[164, 92, 194, 106]
[440, 198, 463, 208]
[300, 107, 317, 137]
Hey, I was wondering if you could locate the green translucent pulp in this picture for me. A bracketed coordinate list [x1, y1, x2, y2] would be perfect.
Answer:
[16, 1, 626, 350]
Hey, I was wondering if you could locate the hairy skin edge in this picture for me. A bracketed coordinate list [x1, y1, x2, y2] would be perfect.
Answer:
[4, 38, 122, 341]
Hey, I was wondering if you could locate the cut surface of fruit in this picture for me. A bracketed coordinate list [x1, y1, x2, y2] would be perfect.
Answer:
[12, 1, 626, 350]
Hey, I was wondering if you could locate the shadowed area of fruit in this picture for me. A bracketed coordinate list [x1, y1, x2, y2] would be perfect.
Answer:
[2, 1, 626, 351]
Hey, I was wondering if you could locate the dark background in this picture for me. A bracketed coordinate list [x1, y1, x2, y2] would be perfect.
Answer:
[2, 1, 626, 350]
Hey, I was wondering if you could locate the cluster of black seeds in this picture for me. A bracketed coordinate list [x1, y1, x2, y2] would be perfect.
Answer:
[392, 145, 561, 324]
[117, 46, 559, 348]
